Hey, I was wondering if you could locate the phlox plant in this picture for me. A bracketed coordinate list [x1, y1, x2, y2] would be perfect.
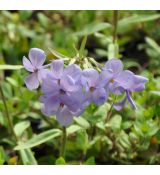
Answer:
[22, 47, 148, 158]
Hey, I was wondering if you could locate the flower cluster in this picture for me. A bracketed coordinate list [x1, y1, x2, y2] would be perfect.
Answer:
[23, 48, 148, 126]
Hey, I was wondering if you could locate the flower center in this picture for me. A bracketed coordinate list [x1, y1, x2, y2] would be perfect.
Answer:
[90, 87, 95, 92]
[57, 79, 60, 85]
[34, 68, 38, 72]
[60, 103, 64, 108]
[59, 89, 66, 95]
[109, 79, 115, 84]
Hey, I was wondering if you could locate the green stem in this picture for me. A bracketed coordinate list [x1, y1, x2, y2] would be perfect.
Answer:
[60, 126, 67, 158]
[105, 96, 117, 123]
[105, 102, 114, 123]
[113, 10, 119, 44]
[0, 85, 18, 142]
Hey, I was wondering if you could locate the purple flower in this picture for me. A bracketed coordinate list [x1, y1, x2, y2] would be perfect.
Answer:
[40, 60, 84, 126]
[81, 68, 109, 105]
[22, 48, 49, 90]
[102, 58, 124, 93]
[102, 58, 148, 110]
[112, 70, 148, 110]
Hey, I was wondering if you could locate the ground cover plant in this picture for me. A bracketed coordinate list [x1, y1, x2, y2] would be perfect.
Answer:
[0, 10, 160, 165]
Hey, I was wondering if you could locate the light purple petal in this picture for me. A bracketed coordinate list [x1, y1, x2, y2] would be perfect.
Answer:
[134, 75, 148, 83]
[40, 95, 59, 116]
[131, 75, 148, 92]
[24, 73, 39, 90]
[99, 70, 113, 87]
[63, 64, 82, 81]
[51, 60, 64, 79]
[110, 82, 125, 94]
[114, 96, 127, 111]
[29, 48, 46, 68]
[56, 106, 73, 126]
[37, 69, 51, 82]
[61, 75, 79, 92]
[105, 59, 123, 75]
[61, 90, 84, 112]
[82, 69, 99, 87]
[41, 76, 59, 95]
[115, 70, 135, 90]
[133, 83, 145, 92]
[92, 88, 108, 105]
[22, 56, 34, 72]
[126, 91, 137, 109]
[73, 108, 84, 117]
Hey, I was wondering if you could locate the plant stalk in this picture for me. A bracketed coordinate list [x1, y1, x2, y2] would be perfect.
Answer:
[0, 85, 18, 142]
[60, 126, 67, 158]
[113, 10, 119, 44]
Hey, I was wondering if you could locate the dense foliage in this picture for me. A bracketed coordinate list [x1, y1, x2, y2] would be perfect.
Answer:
[0, 10, 160, 165]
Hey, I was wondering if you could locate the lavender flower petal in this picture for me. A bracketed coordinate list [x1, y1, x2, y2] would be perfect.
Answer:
[92, 88, 108, 105]
[37, 69, 51, 82]
[23, 56, 34, 72]
[104, 58, 123, 74]
[41, 76, 59, 95]
[114, 96, 127, 111]
[63, 64, 82, 81]
[40, 95, 60, 116]
[56, 106, 74, 126]
[29, 48, 46, 68]
[25, 72, 39, 90]
[126, 91, 137, 109]
[82, 68, 99, 87]
[61, 75, 80, 92]
[51, 60, 64, 79]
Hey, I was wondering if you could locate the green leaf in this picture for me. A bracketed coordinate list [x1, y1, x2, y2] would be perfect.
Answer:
[67, 125, 82, 135]
[117, 131, 131, 150]
[124, 60, 141, 69]
[150, 91, 160, 96]
[6, 77, 18, 87]
[0, 65, 23, 70]
[19, 149, 37, 165]
[118, 14, 160, 27]
[14, 129, 62, 150]
[108, 115, 122, 132]
[76, 130, 88, 151]
[14, 121, 30, 137]
[37, 13, 50, 27]
[0, 146, 6, 165]
[55, 157, 66, 165]
[145, 37, 160, 54]
[74, 117, 90, 129]
[75, 22, 112, 36]
[84, 156, 95, 165]
[48, 48, 69, 59]
[20, 11, 33, 21]
[79, 36, 88, 58]
[92, 103, 110, 124]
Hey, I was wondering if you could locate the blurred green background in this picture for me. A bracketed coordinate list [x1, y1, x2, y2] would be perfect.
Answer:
[0, 10, 160, 165]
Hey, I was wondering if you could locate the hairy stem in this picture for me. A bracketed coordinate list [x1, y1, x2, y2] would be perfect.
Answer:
[113, 10, 119, 44]
[0, 85, 18, 142]
[60, 126, 67, 158]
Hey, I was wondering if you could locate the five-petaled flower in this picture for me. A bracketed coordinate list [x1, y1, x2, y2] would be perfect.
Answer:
[23, 48, 49, 90]
[102, 59, 148, 110]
